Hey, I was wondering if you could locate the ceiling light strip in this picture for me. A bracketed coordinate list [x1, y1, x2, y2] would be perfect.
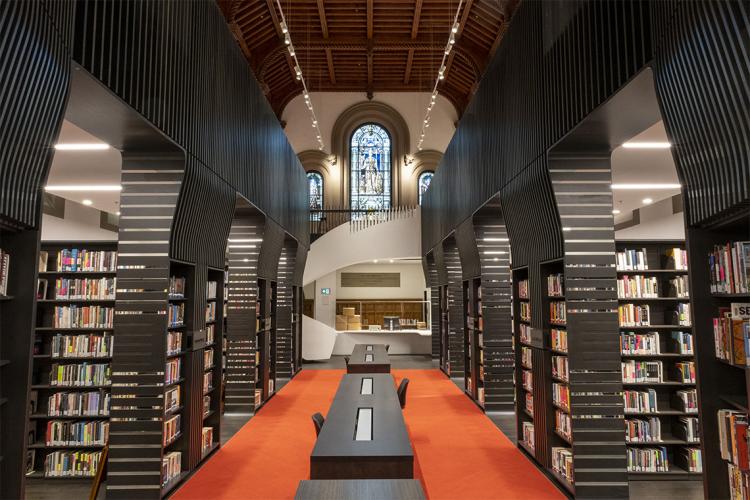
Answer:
[417, 0, 464, 151]
[275, 1, 325, 151]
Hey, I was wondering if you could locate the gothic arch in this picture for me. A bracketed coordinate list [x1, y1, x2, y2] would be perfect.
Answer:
[298, 150, 338, 207]
[331, 101, 410, 207]
[404, 149, 442, 206]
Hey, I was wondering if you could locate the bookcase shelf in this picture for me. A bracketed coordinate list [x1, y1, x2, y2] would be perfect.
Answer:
[26, 241, 117, 482]
[616, 240, 702, 480]
[463, 277, 484, 408]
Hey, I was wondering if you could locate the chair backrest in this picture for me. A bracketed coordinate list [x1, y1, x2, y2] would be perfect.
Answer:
[384, 344, 390, 352]
[312, 412, 325, 436]
[397, 378, 409, 409]
[344, 356, 350, 366]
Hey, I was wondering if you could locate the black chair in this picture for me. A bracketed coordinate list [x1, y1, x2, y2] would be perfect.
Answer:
[312, 412, 325, 436]
[384, 344, 390, 352]
[344, 356, 350, 367]
[397, 378, 409, 409]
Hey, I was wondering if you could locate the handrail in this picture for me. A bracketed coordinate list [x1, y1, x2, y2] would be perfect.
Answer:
[309, 205, 417, 239]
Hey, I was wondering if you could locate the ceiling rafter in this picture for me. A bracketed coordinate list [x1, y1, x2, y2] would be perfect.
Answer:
[219, 0, 519, 117]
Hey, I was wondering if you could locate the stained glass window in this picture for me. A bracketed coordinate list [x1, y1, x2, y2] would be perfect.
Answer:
[418, 171, 434, 205]
[307, 171, 323, 220]
[350, 123, 391, 211]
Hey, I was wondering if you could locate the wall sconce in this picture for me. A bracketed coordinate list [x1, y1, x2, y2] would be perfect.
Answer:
[403, 155, 414, 167]
[329, 155, 337, 166]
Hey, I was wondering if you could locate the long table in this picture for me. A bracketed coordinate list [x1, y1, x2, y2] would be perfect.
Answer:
[310, 373, 413, 479]
[347, 344, 390, 373]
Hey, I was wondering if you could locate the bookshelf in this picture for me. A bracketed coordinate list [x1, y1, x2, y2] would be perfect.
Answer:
[683, 212, 749, 499]
[463, 277, 484, 408]
[27, 241, 117, 482]
[255, 279, 277, 409]
[0, 225, 41, 498]
[291, 285, 303, 376]
[202, 267, 224, 458]
[445, 242, 465, 378]
[439, 284, 450, 375]
[616, 240, 702, 481]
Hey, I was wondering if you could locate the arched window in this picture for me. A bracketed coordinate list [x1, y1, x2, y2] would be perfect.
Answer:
[307, 171, 323, 220]
[418, 171, 434, 205]
[350, 123, 391, 211]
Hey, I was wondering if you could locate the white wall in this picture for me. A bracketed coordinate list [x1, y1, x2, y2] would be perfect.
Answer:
[615, 197, 685, 240]
[336, 262, 425, 300]
[42, 200, 118, 241]
[282, 92, 457, 154]
[314, 273, 337, 329]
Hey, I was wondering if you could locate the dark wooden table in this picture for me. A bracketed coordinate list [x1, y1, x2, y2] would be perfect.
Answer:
[295, 479, 426, 500]
[347, 344, 390, 373]
[310, 373, 413, 479]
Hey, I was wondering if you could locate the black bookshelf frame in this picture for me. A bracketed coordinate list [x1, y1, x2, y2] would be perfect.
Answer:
[463, 277, 483, 408]
[255, 278, 277, 410]
[616, 240, 702, 481]
[439, 284, 450, 376]
[26, 240, 117, 483]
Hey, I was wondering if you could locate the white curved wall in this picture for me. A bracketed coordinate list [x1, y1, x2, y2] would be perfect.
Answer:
[303, 208, 422, 286]
[302, 315, 338, 361]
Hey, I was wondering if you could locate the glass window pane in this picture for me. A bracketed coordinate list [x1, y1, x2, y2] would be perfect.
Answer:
[418, 171, 434, 205]
[350, 124, 391, 212]
[307, 172, 323, 221]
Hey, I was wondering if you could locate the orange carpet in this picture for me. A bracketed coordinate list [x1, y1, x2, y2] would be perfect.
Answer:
[173, 369, 562, 500]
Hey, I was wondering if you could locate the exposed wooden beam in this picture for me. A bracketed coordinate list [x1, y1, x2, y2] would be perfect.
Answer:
[404, 48, 414, 84]
[264, 0, 283, 37]
[316, 0, 329, 38]
[410, 0, 423, 39]
[326, 48, 336, 84]
[229, 22, 253, 65]
[367, 52, 373, 95]
[367, 0, 373, 39]
[457, 0, 475, 36]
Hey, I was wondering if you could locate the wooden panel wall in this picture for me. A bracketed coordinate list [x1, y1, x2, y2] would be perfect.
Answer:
[70, 0, 309, 246]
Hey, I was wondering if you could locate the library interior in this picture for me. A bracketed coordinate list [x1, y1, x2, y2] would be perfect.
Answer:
[0, 1, 748, 499]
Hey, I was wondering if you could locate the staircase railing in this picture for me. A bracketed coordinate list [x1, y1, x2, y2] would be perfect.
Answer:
[309, 205, 418, 241]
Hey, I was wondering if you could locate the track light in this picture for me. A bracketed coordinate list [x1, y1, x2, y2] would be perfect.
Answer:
[280, 21, 288, 34]
[452, 22, 459, 33]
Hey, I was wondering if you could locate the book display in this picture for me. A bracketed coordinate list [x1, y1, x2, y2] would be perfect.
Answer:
[513, 266, 539, 459]
[444, 239, 465, 378]
[255, 278, 277, 409]
[616, 240, 702, 480]
[27, 241, 117, 480]
[439, 284, 450, 375]
[202, 268, 224, 458]
[463, 277, 484, 407]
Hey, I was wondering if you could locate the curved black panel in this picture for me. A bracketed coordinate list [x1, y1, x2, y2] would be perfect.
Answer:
[257, 220, 285, 280]
[455, 218, 481, 280]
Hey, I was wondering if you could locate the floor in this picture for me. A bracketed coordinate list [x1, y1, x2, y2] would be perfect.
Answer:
[24, 362, 706, 500]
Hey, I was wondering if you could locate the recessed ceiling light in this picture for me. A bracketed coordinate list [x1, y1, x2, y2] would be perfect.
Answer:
[82, 199, 93, 206]
[642, 198, 653, 205]
[562, 227, 572, 232]
[45, 185, 122, 192]
[612, 209, 621, 215]
[389, 259, 394, 263]
[116, 211, 121, 216]
[611, 183, 680, 190]
[373, 259, 379, 263]
[54, 143, 110, 151]
[483, 237, 509, 242]
[622, 141, 671, 149]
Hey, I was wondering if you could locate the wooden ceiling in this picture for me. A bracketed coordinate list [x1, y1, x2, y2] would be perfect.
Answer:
[217, 0, 519, 116]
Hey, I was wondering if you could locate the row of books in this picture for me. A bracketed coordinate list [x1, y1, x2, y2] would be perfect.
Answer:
[520, 302, 530, 322]
[617, 275, 659, 298]
[622, 360, 662, 383]
[53, 305, 114, 329]
[551, 328, 567, 352]
[162, 451, 181, 486]
[167, 331, 182, 356]
[202, 427, 213, 453]
[729, 463, 750, 500]
[555, 410, 571, 441]
[670, 276, 690, 298]
[165, 359, 181, 384]
[713, 304, 750, 366]
[525, 393, 533, 416]
[206, 302, 216, 322]
[45, 420, 109, 446]
[552, 447, 573, 482]
[627, 446, 669, 472]
[50, 277, 115, 300]
[618, 304, 651, 326]
[203, 372, 213, 393]
[164, 415, 181, 446]
[206, 324, 215, 344]
[552, 355, 568, 382]
[522, 370, 533, 392]
[522, 421, 534, 450]
[51, 333, 112, 358]
[49, 363, 110, 387]
[518, 280, 529, 299]
[169, 276, 186, 298]
[43, 450, 103, 478]
[553, 382, 570, 411]
[521, 347, 532, 369]
[623, 388, 698, 414]
[46, 390, 110, 417]
[168, 303, 185, 327]
[206, 281, 218, 300]
[165, 386, 180, 412]
[709, 241, 750, 294]
[718, 410, 749, 470]
[616, 248, 650, 271]
[620, 331, 694, 355]
[625, 417, 661, 443]
[519, 323, 531, 344]
[204, 349, 214, 370]
[547, 273, 563, 297]
[0, 248, 9, 295]
[44, 249, 117, 273]
[203, 395, 211, 416]
[550, 301, 566, 325]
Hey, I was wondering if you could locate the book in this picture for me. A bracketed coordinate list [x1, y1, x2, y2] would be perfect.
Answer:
[0, 248, 10, 296]
[36, 279, 48, 300]
[38, 251, 48, 272]
[616, 248, 649, 271]
[709, 241, 750, 294]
